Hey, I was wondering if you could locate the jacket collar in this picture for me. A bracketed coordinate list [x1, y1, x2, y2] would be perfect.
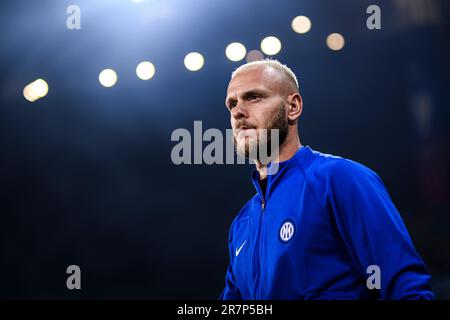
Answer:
[251, 145, 313, 201]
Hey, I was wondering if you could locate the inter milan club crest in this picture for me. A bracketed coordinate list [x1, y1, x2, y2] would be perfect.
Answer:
[279, 219, 295, 243]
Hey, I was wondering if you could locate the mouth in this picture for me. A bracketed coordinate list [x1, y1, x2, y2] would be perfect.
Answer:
[235, 126, 257, 139]
[237, 124, 255, 131]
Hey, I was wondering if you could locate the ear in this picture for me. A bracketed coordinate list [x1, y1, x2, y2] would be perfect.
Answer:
[287, 93, 303, 122]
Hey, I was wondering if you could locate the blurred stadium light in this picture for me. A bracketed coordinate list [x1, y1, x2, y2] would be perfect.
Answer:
[23, 79, 49, 102]
[260, 36, 282, 55]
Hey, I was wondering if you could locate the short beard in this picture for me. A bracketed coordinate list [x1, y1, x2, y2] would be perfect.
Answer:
[234, 102, 289, 162]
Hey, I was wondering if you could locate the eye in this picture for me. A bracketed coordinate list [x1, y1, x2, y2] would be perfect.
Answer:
[228, 101, 237, 110]
[248, 94, 260, 102]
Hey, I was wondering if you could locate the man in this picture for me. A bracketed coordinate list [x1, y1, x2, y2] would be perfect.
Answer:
[220, 59, 434, 300]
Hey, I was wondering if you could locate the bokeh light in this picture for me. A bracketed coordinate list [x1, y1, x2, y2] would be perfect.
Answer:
[99, 69, 118, 87]
[23, 78, 49, 102]
[291, 15, 312, 34]
[225, 42, 246, 62]
[246, 50, 265, 62]
[184, 52, 204, 71]
[136, 61, 156, 80]
[260, 36, 282, 55]
[326, 33, 345, 51]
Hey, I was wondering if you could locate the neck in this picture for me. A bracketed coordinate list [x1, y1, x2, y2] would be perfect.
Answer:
[254, 131, 301, 180]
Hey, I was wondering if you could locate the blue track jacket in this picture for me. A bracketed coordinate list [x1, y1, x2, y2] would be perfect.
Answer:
[220, 146, 434, 300]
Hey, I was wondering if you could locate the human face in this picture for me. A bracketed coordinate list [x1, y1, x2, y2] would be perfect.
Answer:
[225, 67, 288, 160]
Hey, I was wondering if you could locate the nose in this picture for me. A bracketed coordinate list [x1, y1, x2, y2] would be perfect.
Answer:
[231, 102, 248, 121]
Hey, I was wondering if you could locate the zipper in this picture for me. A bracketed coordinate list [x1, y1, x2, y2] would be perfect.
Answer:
[254, 196, 265, 299]
[251, 173, 266, 299]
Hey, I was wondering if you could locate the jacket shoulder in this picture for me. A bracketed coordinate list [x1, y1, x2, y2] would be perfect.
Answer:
[304, 149, 378, 181]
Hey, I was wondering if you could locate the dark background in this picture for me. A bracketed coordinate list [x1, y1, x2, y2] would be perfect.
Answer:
[1, 0, 449, 299]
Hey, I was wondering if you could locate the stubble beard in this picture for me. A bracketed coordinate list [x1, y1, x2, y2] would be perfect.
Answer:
[233, 103, 289, 162]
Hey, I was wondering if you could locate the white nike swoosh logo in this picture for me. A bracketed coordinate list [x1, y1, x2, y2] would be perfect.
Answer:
[235, 240, 247, 257]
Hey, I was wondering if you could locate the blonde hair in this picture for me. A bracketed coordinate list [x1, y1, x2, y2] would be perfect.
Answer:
[231, 58, 299, 91]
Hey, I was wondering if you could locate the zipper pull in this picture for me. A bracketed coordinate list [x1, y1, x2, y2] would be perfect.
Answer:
[261, 199, 265, 211]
